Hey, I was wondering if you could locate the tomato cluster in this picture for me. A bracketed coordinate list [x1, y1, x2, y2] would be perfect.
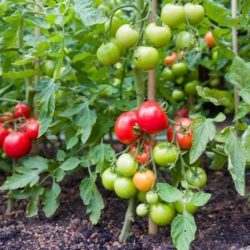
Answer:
[97, 3, 205, 70]
[0, 103, 39, 159]
[101, 100, 207, 226]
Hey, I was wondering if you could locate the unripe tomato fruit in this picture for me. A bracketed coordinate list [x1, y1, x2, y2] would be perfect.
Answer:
[137, 191, 147, 203]
[204, 31, 216, 48]
[134, 46, 159, 70]
[101, 167, 117, 191]
[153, 142, 179, 166]
[175, 118, 193, 150]
[97, 42, 120, 66]
[176, 31, 196, 50]
[104, 16, 126, 37]
[43, 60, 55, 77]
[185, 167, 207, 189]
[184, 80, 199, 95]
[19, 118, 39, 139]
[172, 62, 188, 77]
[136, 203, 148, 217]
[116, 153, 138, 177]
[161, 67, 174, 81]
[13, 103, 31, 119]
[184, 4, 205, 26]
[209, 77, 220, 87]
[114, 176, 137, 199]
[133, 169, 155, 192]
[145, 23, 171, 48]
[115, 24, 139, 49]
[0, 124, 10, 147]
[172, 89, 185, 102]
[114, 111, 139, 145]
[146, 191, 159, 204]
[174, 200, 198, 214]
[3, 132, 31, 158]
[161, 4, 185, 28]
[137, 101, 168, 134]
[150, 203, 175, 226]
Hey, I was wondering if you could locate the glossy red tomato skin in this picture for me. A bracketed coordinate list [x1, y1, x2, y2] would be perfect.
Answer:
[137, 101, 168, 134]
[175, 118, 193, 150]
[13, 103, 31, 119]
[0, 124, 10, 147]
[19, 118, 39, 139]
[114, 111, 139, 144]
[3, 132, 32, 158]
[130, 141, 150, 164]
[174, 108, 189, 118]
[167, 126, 174, 142]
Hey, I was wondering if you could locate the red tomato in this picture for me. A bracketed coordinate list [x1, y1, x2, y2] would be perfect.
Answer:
[130, 140, 150, 164]
[13, 103, 31, 119]
[114, 111, 139, 144]
[0, 124, 10, 147]
[167, 126, 174, 142]
[19, 118, 39, 139]
[137, 101, 168, 134]
[204, 31, 216, 48]
[164, 52, 177, 65]
[175, 118, 193, 150]
[174, 108, 189, 118]
[3, 132, 32, 158]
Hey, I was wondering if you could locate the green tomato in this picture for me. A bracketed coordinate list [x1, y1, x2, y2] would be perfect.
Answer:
[184, 80, 199, 95]
[176, 31, 196, 50]
[116, 153, 138, 177]
[161, 4, 185, 28]
[137, 191, 147, 202]
[175, 76, 184, 85]
[145, 23, 171, 48]
[172, 89, 185, 102]
[186, 69, 199, 81]
[161, 67, 175, 81]
[212, 49, 218, 63]
[136, 203, 148, 217]
[43, 60, 55, 77]
[97, 42, 120, 66]
[104, 16, 126, 37]
[134, 46, 159, 70]
[174, 200, 198, 214]
[146, 192, 159, 204]
[184, 4, 205, 26]
[101, 167, 117, 191]
[115, 24, 139, 49]
[209, 77, 220, 87]
[150, 203, 176, 226]
[153, 142, 179, 166]
[172, 62, 188, 77]
[114, 176, 137, 199]
[185, 167, 207, 189]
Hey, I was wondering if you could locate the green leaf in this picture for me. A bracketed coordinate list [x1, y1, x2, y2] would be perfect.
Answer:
[66, 136, 79, 150]
[79, 176, 104, 225]
[3, 69, 36, 79]
[56, 150, 66, 162]
[73, 0, 107, 26]
[209, 152, 227, 171]
[0, 157, 48, 190]
[59, 157, 81, 171]
[190, 192, 211, 207]
[197, 86, 234, 110]
[225, 57, 250, 88]
[239, 86, 250, 105]
[224, 128, 246, 196]
[213, 113, 226, 123]
[242, 126, 250, 163]
[234, 102, 250, 121]
[26, 187, 44, 217]
[89, 143, 115, 173]
[190, 117, 216, 164]
[42, 181, 61, 217]
[156, 183, 182, 202]
[171, 212, 197, 250]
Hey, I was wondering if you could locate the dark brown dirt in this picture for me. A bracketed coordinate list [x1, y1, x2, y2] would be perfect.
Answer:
[0, 170, 250, 250]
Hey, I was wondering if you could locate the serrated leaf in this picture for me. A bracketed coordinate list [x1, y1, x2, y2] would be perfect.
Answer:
[73, 0, 107, 26]
[171, 212, 197, 250]
[242, 126, 250, 162]
[224, 128, 246, 196]
[0, 157, 48, 190]
[156, 183, 182, 202]
[190, 117, 216, 164]
[190, 192, 211, 207]
[59, 157, 80, 171]
[26, 187, 44, 217]
[79, 176, 104, 225]
[89, 143, 115, 173]
[42, 181, 61, 217]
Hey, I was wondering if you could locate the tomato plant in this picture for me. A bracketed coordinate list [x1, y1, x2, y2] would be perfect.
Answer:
[150, 203, 175, 226]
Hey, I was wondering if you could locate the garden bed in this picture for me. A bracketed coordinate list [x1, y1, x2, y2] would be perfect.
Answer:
[0, 169, 250, 250]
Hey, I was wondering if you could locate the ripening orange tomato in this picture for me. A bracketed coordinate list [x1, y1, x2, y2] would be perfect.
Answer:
[204, 31, 216, 48]
[133, 169, 155, 192]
